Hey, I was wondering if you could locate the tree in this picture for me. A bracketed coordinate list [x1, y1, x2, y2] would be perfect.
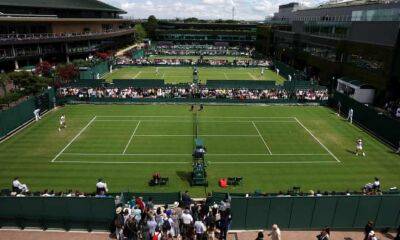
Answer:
[134, 24, 147, 42]
[35, 61, 53, 77]
[144, 15, 158, 39]
[8, 71, 49, 95]
[0, 73, 8, 96]
[55, 64, 79, 85]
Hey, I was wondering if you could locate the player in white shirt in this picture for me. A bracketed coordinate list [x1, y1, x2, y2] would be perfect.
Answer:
[260, 67, 265, 77]
[347, 108, 354, 124]
[58, 114, 66, 131]
[33, 108, 41, 121]
[155, 67, 159, 75]
[356, 138, 366, 156]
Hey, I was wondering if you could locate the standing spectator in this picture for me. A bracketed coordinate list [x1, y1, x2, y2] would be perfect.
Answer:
[368, 230, 378, 240]
[182, 191, 192, 208]
[96, 178, 108, 194]
[317, 228, 330, 240]
[181, 209, 193, 238]
[147, 216, 158, 239]
[394, 225, 400, 240]
[12, 177, 29, 193]
[364, 221, 374, 240]
[114, 207, 125, 240]
[268, 224, 281, 240]
[194, 217, 206, 239]
[147, 197, 155, 210]
[255, 231, 264, 240]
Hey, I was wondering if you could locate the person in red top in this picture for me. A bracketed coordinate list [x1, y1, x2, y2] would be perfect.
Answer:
[135, 197, 146, 211]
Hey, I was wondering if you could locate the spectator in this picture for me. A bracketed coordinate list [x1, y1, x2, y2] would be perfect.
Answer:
[364, 221, 374, 240]
[182, 190, 192, 208]
[255, 231, 264, 240]
[12, 177, 29, 193]
[147, 215, 158, 239]
[194, 216, 207, 239]
[268, 224, 281, 240]
[181, 209, 194, 238]
[394, 225, 400, 240]
[368, 230, 378, 240]
[317, 228, 330, 240]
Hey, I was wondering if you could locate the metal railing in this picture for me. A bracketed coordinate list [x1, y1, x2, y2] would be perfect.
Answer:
[0, 28, 135, 43]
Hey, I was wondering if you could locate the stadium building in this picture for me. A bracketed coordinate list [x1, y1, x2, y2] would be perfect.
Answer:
[0, 0, 135, 71]
[262, 0, 400, 100]
[154, 21, 258, 45]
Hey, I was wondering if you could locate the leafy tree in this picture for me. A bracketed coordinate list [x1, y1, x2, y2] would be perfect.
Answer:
[35, 61, 53, 77]
[55, 64, 79, 85]
[8, 71, 49, 95]
[0, 73, 8, 95]
[134, 24, 147, 42]
[144, 15, 158, 39]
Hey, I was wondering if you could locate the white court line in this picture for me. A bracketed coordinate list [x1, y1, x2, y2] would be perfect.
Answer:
[135, 135, 260, 137]
[50, 116, 97, 163]
[294, 117, 341, 163]
[95, 120, 297, 123]
[248, 72, 257, 80]
[54, 160, 336, 164]
[132, 71, 142, 79]
[252, 121, 272, 155]
[96, 116, 295, 119]
[62, 153, 329, 156]
[122, 121, 141, 154]
[223, 72, 228, 80]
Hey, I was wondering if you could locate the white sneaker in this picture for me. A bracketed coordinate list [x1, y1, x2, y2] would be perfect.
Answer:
[363, 152, 366, 156]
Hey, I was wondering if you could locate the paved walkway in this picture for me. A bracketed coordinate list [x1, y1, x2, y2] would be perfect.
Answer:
[0, 229, 397, 240]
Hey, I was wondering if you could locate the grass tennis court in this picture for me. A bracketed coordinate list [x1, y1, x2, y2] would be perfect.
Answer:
[104, 66, 286, 84]
[1, 104, 400, 196]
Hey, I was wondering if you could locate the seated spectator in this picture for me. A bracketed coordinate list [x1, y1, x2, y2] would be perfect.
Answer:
[255, 231, 264, 240]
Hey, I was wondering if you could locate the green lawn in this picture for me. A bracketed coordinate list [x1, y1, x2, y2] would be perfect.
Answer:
[1, 104, 399, 197]
[104, 66, 285, 84]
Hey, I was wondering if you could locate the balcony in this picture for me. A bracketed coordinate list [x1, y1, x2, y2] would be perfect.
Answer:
[0, 28, 135, 45]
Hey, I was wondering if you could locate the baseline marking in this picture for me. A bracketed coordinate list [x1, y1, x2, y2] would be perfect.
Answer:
[123, 121, 141, 154]
[51, 116, 97, 163]
[248, 72, 257, 80]
[251, 121, 272, 155]
[294, 117, 341, 163]
[96, 116, 295, 119]
[54, 160, 336, 164]
[95, 120, 296, 123]
[62, 153, 329, 156]
[132, 71, 142, 79]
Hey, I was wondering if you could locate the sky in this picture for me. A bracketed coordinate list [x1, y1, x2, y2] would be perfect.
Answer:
[101, 0, 322, 20]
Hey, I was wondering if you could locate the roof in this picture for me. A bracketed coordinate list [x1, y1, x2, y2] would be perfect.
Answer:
[0, 0, 126, 13]
[338, 77, 374, 89]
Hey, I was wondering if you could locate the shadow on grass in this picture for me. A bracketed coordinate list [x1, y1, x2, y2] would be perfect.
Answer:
[176, 171, 191, 183]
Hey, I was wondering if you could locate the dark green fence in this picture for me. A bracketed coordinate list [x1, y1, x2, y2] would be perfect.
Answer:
[206, 80, 276, 89]
[0, 197, 115, 231]
[331, 91, 400, 148]
[0, 89, 55, 139]
[272, 61, 307, 81]
[230, 195, 400, 230]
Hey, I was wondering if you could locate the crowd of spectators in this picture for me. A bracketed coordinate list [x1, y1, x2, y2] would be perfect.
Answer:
[112, 191, 232, 240]
[57, 86, 328, 101]
[115, 56, 271, 67]
[146, 44, 254, 57]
